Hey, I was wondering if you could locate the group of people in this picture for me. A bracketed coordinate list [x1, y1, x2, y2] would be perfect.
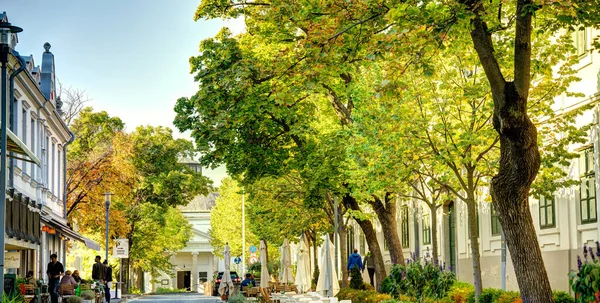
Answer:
[347, 249, 377, 286]
[45, 254, 113, 303]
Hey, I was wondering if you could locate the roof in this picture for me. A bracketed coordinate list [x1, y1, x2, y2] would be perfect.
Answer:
[179, 192, 219, 212]
[1, 12, 6, 22]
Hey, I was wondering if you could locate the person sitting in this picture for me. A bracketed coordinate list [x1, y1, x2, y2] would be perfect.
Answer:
[72, 270, 83, 283]
[25, 270, 34, 283]
[241, 273, 254, 287]
[60, 271, 78, 295]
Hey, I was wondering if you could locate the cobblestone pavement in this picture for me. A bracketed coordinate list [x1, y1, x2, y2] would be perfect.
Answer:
[127, 293, 221, 303]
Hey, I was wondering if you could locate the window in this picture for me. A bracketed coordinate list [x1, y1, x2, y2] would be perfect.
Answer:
[22, 108, 27, 172]
[51, 143, 55, 193]
[346, 226, 355, 256]
[422, 213, 431, 245]
[580, 147, 597, 223]
[574, 28, 588, 57]
[30, 118, 35, 178]
[359, 232, 365, 255]
[401, 206, 409, 247]
[199, 272, 208, 283]
[539, 196, 555, 229]
[491, 206, 502, 236]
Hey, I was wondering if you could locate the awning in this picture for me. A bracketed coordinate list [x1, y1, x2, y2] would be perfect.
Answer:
[7, 129, 41, 166]
[41, 215, 101, 251]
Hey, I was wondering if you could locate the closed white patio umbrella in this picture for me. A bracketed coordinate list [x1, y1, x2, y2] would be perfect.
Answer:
[294, 234, 311, 293]
[281, 238, 294, 286]
[260, 240, 270, 288]
[218, 243, 234, 296]
[316, 235, 339, 297]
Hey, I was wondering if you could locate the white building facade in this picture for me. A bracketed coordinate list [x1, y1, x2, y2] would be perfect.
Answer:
[3, 11, 96, 281]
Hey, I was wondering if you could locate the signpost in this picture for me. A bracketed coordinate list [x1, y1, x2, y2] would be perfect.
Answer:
[113, 239, 129, 299]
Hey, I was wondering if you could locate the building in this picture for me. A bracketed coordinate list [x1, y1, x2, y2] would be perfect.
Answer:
[148, 159, 217, 293]
[2, 12, 97, 280]
[345, 27, 600, 293]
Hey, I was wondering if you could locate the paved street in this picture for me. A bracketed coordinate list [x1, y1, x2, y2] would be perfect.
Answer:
[127, 293, 221, 302]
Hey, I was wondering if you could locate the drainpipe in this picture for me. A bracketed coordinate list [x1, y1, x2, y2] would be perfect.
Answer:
[37, 99, 49, 277]
[8, 51, 26, 188]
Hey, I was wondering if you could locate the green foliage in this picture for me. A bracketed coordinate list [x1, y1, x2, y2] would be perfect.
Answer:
[445, 281, 475, 303]
[382, 261, 455, 301]
[1, 293, 23, 303]
[466, 289, 506, 303]
[312, 265, 320, 289]
[569, 245, 600, 303]
[336, 287, 394, 303]
[209, 178, 259, 259]
[349, 268, 365, 290]
[79, 290, 95, 300]
[228, 293, 248, 303]
[154, 287, 188, 294]
[64, 297, 83, 303]
[553, 291, 575, 303]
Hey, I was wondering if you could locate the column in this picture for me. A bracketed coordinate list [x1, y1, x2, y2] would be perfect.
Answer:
[208, 255, 214, 282]
[192, 252, 198, 292]
[171, 254, 177, 289]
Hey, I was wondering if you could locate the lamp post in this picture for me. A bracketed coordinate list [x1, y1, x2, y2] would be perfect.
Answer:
[241, 188, 245, 276]
[104, 192, 111, 261]
[0, 19, 23, 293]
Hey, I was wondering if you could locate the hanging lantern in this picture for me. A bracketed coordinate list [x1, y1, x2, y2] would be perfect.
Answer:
[48, 228, 56, 235]
[41, 226, 49, 233]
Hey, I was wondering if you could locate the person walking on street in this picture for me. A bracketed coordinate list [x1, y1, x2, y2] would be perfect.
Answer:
[103, 260, 113, 303]
[92, 255, 104, 282]
[363, 251, 376, 286]
[46, 253, 64, 303]
[347, 249, 364, 271]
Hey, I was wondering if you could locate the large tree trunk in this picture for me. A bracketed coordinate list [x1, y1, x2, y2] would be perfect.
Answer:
[467, 0, 555, 300]
[490, 85, 553, 303]
[429, 203, 439, 265]
[466, 197, 483, 302]
[121, 257, 130, 294]
[343, 194, 386, 291]
[371, 193, 405, 266]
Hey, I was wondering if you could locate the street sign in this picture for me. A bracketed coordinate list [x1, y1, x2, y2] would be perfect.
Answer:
[249, 245, 257, 253]
[113, 239, 129, 258]
[234, 257, 241, 264]
[248, 256, 258, 265]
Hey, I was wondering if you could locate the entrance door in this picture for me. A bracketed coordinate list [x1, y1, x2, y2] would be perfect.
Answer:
[177, 271, 191, 290]
[448, 202, 456, 272]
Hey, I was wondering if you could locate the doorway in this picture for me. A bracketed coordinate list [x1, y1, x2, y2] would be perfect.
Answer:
[177, 271, 191, 290]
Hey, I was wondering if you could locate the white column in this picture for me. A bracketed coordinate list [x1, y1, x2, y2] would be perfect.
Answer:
[192, 252, 199, 292]
[171, 254, 177, 289]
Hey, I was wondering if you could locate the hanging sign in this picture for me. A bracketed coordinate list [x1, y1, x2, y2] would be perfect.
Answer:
[5, 252, 19, 269]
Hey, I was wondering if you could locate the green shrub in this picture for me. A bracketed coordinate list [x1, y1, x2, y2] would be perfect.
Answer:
[79, 290, 95, 300]
[65, 297, 83, 303]
[552, 291, 574, 303]
[349, 268, 365, 290]
[154, 287, 187, 294]
[495, 291, 520, 303]
[445, 281, 474, 303]
[382, 260, 455, 300]
[227, 293, 247, 303]
[336, 287, 394, 303]
[466, 288, 504, 303]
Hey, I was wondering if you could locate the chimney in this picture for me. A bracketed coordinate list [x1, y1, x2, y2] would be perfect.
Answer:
[40, 42, 55, 102]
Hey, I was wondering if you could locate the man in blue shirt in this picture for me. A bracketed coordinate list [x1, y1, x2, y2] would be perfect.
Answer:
[241, 273, 254, 287]
[347, 249, 364, 271]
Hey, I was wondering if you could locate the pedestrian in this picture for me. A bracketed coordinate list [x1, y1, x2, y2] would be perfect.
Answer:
[347, 248, 364, 271]
[363, 251, 376, 286]
[103, 260, 113, 303]
[92, 255, 104, 282]
[46, 253, 64, 303]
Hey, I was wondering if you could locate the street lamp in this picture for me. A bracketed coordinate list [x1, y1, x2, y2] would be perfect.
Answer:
[0, 19, 23, 293]
[104, 192, 111, 262]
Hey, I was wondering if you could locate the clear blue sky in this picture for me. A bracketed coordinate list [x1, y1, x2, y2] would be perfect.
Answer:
[3, 0, 241, 186]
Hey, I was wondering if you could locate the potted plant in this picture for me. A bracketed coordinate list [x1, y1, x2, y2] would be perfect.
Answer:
[80, 290, 95, 303]
[65, 297, 83, 303]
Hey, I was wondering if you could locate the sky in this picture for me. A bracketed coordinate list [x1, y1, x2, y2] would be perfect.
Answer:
[2, 0, 244, 186]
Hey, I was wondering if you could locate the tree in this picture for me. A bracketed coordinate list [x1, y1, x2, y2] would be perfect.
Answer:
[209, 177, 259, 259]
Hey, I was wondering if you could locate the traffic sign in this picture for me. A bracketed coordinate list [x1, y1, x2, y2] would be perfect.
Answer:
[234, 257, 242, 264]
[249, 245, 257, 253]
[248, 256, 258, 264]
